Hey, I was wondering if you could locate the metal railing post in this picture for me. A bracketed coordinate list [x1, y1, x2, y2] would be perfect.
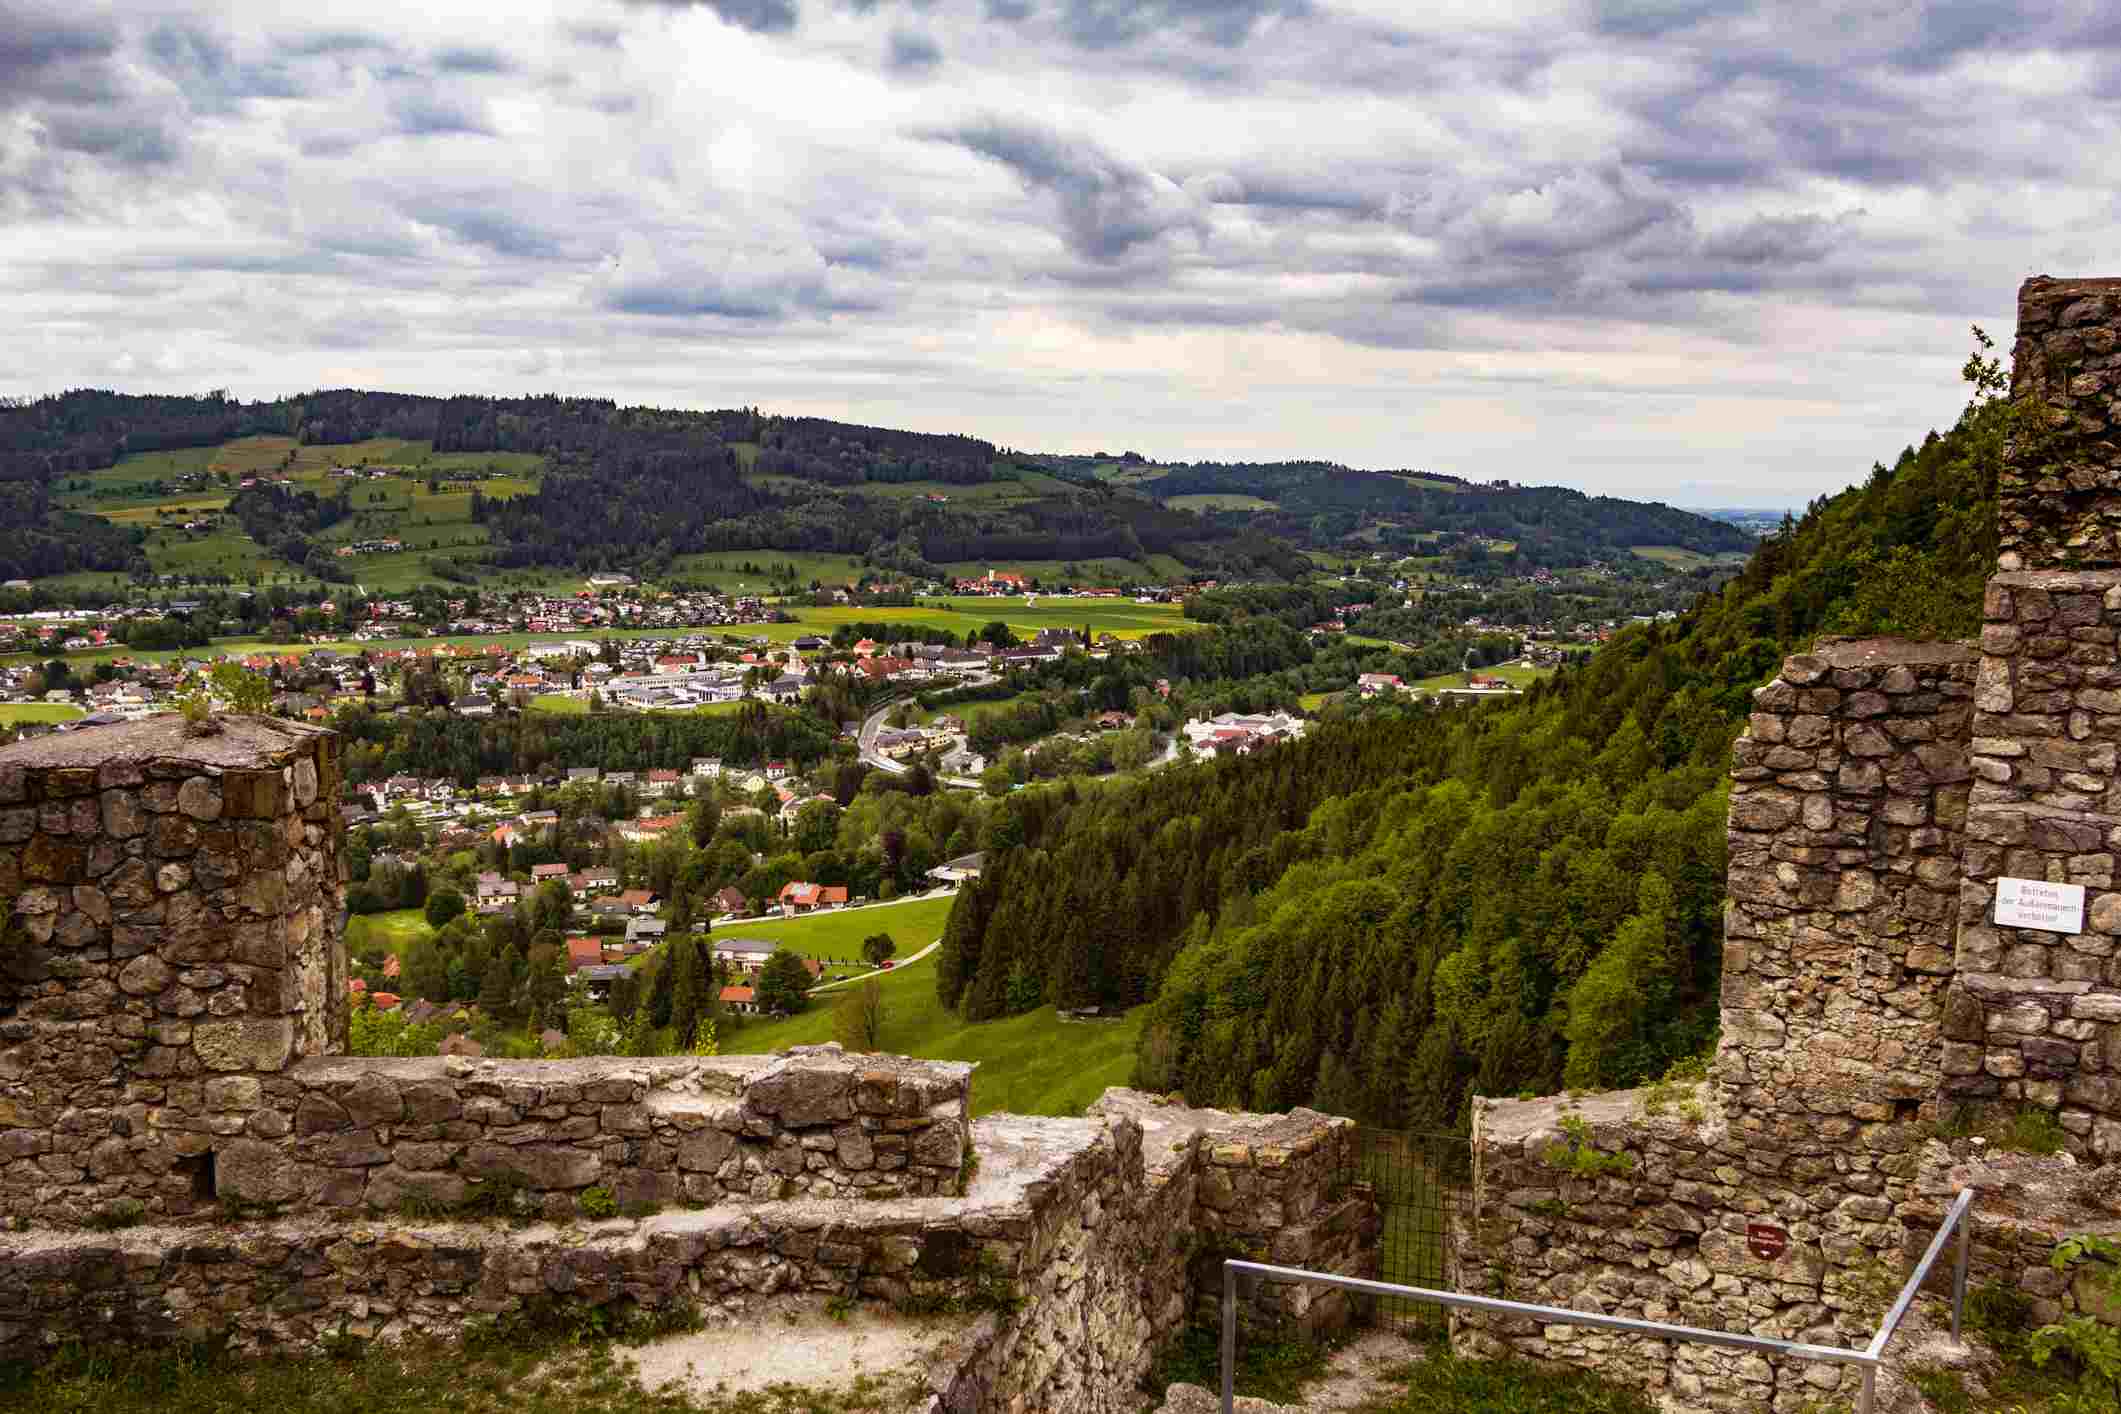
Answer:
[1858, 1362, 1876, 1414]
[1952, 1206, 1971, 1343]
[1221, 1261, 1236, 1414]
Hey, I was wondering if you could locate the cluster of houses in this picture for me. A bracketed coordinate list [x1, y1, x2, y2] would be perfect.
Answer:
[1179, 711, 1308, 756]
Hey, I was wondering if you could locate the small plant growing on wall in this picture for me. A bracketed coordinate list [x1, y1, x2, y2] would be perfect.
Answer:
[1542, 1113, 1635, 1178]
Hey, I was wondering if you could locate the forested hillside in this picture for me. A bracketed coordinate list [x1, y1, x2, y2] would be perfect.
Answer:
[1100, 457, 1758, 562]
[939, 345, 2007, 1130]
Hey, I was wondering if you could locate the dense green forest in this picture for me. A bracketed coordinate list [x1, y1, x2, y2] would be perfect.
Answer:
[939, 346, 2005, 1129]
[1102, 457, 1758, 561]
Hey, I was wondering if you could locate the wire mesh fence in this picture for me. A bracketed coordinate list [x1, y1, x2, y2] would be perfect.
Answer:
[1349, 1127, 1471, 1334]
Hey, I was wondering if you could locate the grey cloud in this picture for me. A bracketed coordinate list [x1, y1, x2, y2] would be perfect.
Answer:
[37, 110, 180, 167]
[405, 204, 570, 260]
[934, 118, 1208, 262]
[626, 0, 801, 34]
[1047, 0, 1312, 50]
[568, 24, 625, 48]
[435, 46, 516, 75]
[984, 0, 1033, 19]
[887, 28, 942, 73]
[280, 30, 392, 58]
[390, 95, 497, 138]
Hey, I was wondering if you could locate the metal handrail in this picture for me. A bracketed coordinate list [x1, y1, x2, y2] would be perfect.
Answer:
[1219, 1187, 1976, 1414]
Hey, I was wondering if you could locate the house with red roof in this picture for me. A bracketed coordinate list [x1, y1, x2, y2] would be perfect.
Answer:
[565, 936, 603, 972]
[777, 881, 849, 915]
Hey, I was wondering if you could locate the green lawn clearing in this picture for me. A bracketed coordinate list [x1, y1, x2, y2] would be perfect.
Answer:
[709, 896, 955, 969]
[528, 694, 588, 714]
[0, 703, 86, 724]
[1405, 663, 1551, 694]
[721, 943, 1145, 1119]
[344, 909, 434, 960]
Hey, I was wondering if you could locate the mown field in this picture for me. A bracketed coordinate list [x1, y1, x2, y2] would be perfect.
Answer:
[708, 894, 955, 967]
[344, 908, 434, 959]
[1629, 544, 1754, 569]
[0, 703, 86, 724]
[722, 945, 1145, 1119]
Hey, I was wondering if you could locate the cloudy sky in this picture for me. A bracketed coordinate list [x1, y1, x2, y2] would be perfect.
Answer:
[4, 1, 2117, 505]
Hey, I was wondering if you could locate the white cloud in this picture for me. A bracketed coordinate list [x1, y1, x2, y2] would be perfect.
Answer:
[0, 0, 2113, 505]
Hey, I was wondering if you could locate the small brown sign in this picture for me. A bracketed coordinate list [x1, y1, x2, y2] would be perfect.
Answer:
[1747, 1223, 1788, 1261]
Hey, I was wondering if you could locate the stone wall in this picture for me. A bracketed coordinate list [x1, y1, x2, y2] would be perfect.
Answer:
[240, 1051, 973, 1218]
[0, 1093, 1371, 1414]
[1092, 1093, 1379, 1338]
[1459, 1090, 2121, 1413]
[1945, 569, 2121, 1147]
[1723, 637, 1975, 1125]
[1, 717, 346, 1226]
[1999, 276, 2121, 571]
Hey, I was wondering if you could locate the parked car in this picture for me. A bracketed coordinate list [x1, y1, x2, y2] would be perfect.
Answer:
[878, 960, 894, 970]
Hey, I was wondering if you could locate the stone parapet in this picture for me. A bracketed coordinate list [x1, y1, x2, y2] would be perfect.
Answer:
[246, 1050, 974, 1217]
[1, 716, 345, 1225]
[1722, 637, 1975, 1122]
[0, 1092, 1370, 1414]
[2000, 276, 2121, 571]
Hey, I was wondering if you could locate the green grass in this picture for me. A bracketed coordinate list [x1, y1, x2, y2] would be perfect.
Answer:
[529, 694, 588, 714]
[0, 1318, 927, 1414]
[717, 906, 1144, 1118]
[0, 703, 86, 724]
[1403, 663, 1552, 695]
[1297, 692, 1333, 711]
[712, 897, 955, 967]
[910, 693, 1035, 727]
[1164, 493, 1277, 512]
[344, 909, 434, 960]
[1628, 545, 1754, 569]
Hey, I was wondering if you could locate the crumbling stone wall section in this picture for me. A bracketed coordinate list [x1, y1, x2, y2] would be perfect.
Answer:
[1944, 569, 2121, 1151]
[1999, 276, 2121, 571]
[0, 1096, 1370, 1414]
[1722, 637, 1975, 1124]
[234, 1051, 973, 1218]
[1091, 1092, 1378, 1340]
[1457, 1087, 1910, 1413]
[1, 717, 345, 1226]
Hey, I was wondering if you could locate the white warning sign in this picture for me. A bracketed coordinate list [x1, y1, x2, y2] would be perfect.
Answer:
[1994, 878, 2085, 934]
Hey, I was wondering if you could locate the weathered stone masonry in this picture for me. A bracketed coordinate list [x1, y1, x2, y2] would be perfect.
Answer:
[1458, 275, 2121, 1412]
[1, 717, 346, 1226]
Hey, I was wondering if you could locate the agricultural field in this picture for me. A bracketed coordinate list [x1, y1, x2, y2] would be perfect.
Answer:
[708, 895, 956, 970]
[1630, 545, 1753, 569]
[43, 435, 549, 594]
[0, 703, 86, 724]
[1164, 494, 1277, 512]
[722, 944, 1145, 1119]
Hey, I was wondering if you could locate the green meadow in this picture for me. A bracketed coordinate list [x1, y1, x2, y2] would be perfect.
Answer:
[722, 945, 1144, 1119]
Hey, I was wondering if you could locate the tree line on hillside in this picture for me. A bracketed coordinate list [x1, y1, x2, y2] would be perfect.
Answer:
[937, 342, 2008, 1130]
[1150, 459, 1755, 560]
